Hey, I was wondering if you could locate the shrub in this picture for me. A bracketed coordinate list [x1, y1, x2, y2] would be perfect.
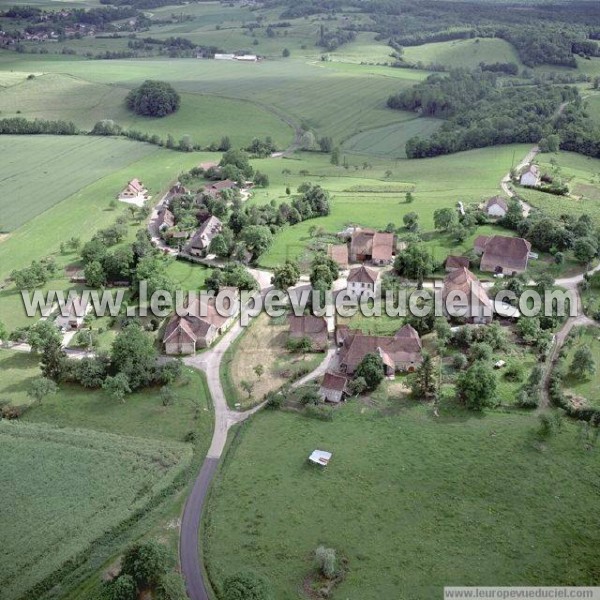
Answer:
[222, 570, 273, 600]
[121, 540, 170, 589]
[452, 354, 468, 371]
[315, 546, 337, 579]
[305, 404, 334, 421]
[264, 391, 285, 410]
[516, 388, 539, 408]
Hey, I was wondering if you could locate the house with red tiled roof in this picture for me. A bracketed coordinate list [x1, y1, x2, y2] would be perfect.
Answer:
[327, 244, 349, 269]
[157, 208, 175, 232]
[188, 216, 223, 257]
[338, 324, 422, 375]
[288, 314, 328, 351]
[443, 267, 493, 324]
[204, 179, 237, 197]
[372, 232, 395, 265]
[118, 178, 147, 200]
[347, 265, 379, 299]
[475, 235, 532, 275]
[445, 255, 470, 272]
[349, 228, 396, 265]
[319, 372, 349, 403]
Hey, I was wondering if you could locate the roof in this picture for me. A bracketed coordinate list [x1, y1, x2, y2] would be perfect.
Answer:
[128, 178, 144, 193]
[308, 450, 332, 466]
[443, 267, 492, 310]
[349, 228, 376, 257]
[480, 236, 531, 273]
[327, 244, 349, 268]
[288, 314, 328, 347]
[190, 216, 222, 250]
[348, 265, 379, 285]
[207, 179, 237, 194]
[445, 255, 470, 270]
[486, 196, 508, 211]
[163, 314, 214, 345]
[371, 232, 395, 262]
[474, 235, 490, 253]
[157, 208, 175, 228]
[338, 326, 422, 373]
[320, 372, 348, 392]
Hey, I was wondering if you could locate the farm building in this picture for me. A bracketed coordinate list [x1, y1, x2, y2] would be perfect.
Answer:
[118, 178, 147, 202]
[327, 244, 349, 269]
[55, 297, 90, 331]
[188, 216, 223, 257]
[234, 54, 258, 62]
[442, 267, 493, 324]
[349, 228, 396, 265]
[347, 265, 379, 299]
[475, 235, 531, 275]
[485, 196, 508, 218]
[520, 165, 541, 188]
[203, 179, 238, 198]
[445, 255, 470, 272]
[308, 450, 332, 467]
[156, 208, 175, 232]
[288, 314, 328, 350]
[337, 324, 422, 375]
[319, 372, 349, 404]
[169, 183, 188, 196]
[163, 289, 239, 354]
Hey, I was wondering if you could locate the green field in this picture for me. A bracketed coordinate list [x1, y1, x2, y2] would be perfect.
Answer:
[402, 38, 523, 69]
[0, 420, 192, 600]
[204, 405, 600, 600]
[251, 145, 530, 267]
[561, 326, 600, 409]
[0, 135, 155, 231]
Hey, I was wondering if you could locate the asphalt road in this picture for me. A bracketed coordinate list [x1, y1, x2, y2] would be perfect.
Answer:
[180, 457, 220, 600]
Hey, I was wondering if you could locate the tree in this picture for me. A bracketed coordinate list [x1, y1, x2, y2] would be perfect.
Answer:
[121, 540, 170, 589]
[27, 376, 57, 403]
[85, 260, 107, 288]
[241, 225, 273, 258]
[103, 373, 131, 402]
[254, 365, 264, 379]
[160, 385, 176, 406]
[318, 136, 333, 153]
[570, 346, 596, 379]
[271, 260, 300, 289]
[300, 130, 317, 151]
[220, 149, 254, 179]
[394, 245, 436, 280]
[470, 342, 493, 362]
[405, 191, 414, 203]
[134, 255, 174, 298]
[355, 353, 385, 391]
[253, 171, 269, 187]
[330, 147, 340, 165]
[456, 361, 496, 411]
[209, 231, 233, 258]
[156, 573, 187, 600]
[403, 211, 419, 232]
[0, 320, 7, 344]
[126, 80, 180, 117]
[241, 380, 254, 399]
[102, 575, 137, 600]
[411, 352, 437, 400]
[75, 356, 109, 388]
[282, 48, 290, 57]
[433, 207, 458, 231]
[309, 254, 338, 289]
[299, 389, 321, 406]
[315, 546, 337, 579]
[40, 337, 67, 382]
[573, 237, 597, 264]
[223, 570, 273, 600]
[110, 324, 157, 390]
[27, 320, 62, 353]
[348, 376, 367, 395]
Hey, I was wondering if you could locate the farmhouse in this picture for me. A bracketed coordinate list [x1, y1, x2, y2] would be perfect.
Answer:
[55, 297, 89, 331]
[188, 216, 223, 257]
[347, 265, 379, 299]
[337, 324, 423, 375]
[445, 255, 470, 272]
[319, 372, 349, 404]
[349, 228, 396, 264]
[118, 178, 147, 201]
[485, 196, 508, 218]
[475, 235, 532, 275]
[204, 179, 238, 198]
[163, 290, 239, 354]
[156, 208, 175, 232]
[327, 244, 349, 269]
[288, 314, 328, 350]
[443, 267, 493, 324]
[520, 165, 541, 188]
[169, 183, 188, 196]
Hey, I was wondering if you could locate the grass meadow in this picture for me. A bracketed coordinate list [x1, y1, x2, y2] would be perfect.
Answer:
[204, 404, 600, 600]
[561, 326, 600, 409]
[0, 420, 192, 600]
[402, 38, 523, 69]
[0, 135, 155, 231]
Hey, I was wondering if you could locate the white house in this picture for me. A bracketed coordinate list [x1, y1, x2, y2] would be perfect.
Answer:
[485, 196, 508, 218]
[520, 165, 541, 188]
[346, 265, 379, 299]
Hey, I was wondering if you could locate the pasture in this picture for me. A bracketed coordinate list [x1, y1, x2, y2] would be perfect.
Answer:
[0, 420, 192, 600]
[204, 405, 600, 600]
[0, 135, 155, 231]
[561, 326, 600, 409]
[402, 38, 523, 69]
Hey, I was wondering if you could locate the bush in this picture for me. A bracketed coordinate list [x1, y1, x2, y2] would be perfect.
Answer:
[126, 80, 180, 117]
[121, 540, 170, 589]
[264, 391, 285, 410]
[223, 570, 273, 600]
[516, 388, 539, 408]
[315, 546, 337, 579]
[452, 354, 468, 371]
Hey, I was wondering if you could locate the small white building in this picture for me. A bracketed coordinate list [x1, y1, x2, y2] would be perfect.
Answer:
[234, 54, 258, 62]
[520, 165, 541, 188]
[485, 196, 508, 218]
[214, 53, 235, 60]
[346, 265, 379, 299]
[308, 450, 332, 467]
